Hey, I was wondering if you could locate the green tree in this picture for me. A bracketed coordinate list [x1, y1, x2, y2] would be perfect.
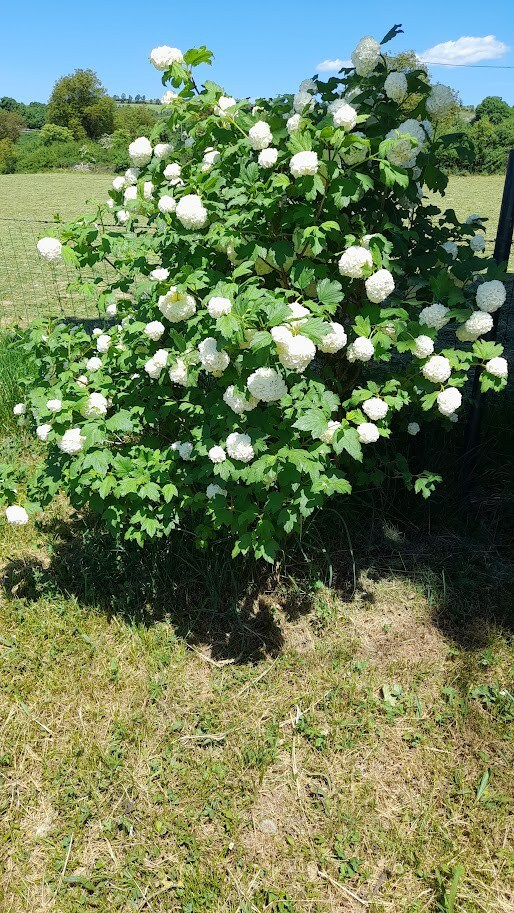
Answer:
[114, 103, 157, 139]
[475, 96, 512, 125]
[0, 109, 25, 142]
[24, 102, 47, 129]
[46, 68, 115, 139]
[39, 123, 74, 145]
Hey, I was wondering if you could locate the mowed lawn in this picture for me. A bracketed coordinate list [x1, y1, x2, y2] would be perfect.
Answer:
[1, 499, 513, 913]
[0, 172, 112, 327]
[0, 171, 512, 326]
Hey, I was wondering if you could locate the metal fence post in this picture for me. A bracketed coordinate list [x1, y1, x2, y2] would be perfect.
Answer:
[461, 150, 514, 483]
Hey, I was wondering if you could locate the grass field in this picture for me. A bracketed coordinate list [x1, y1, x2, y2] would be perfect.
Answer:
[0, 173, 112, 327]
[0, 172, 512, 327]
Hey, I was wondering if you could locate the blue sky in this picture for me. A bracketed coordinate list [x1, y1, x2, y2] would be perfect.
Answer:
[2, 0, 513, 106]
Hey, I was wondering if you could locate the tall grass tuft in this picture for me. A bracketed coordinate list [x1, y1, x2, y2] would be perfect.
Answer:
[0, 332, 28, 429]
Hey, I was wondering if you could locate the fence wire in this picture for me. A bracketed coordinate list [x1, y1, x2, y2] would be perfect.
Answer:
[0, 218, 117, 328]
[0, 216, 508, 330]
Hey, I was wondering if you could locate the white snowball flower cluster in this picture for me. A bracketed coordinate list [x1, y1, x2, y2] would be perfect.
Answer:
[150, 267, 169, 282]
[37, 237, 62, 262]
[83, 392, 108, 418]
[293, 91, 315, 113]
[365, 268, 395, 303]
[456, 310, 493, 342]
[247, 367, 287, 402]
[198, 337, 230, 376]
[422, 355, 452, 383]
[117, 210, 130, 224]
[271, 326, 316, 373]
[223, 385, 258, 414]
[476, 280, 506, 313]
[143, 320, 165, 342]
[207, 296, 232, 318]
[46, 398, 62, 413]
[214, 95, 236, 115]
[319, 420, 341, 444]
[258, 148, 278, 168]
[248, 121, 272, 150]
[168, 358, 188, 387]
[158, 288, 196, 322]
[441, 240, 458, 259]
[158, 195, 177, 214]
[333, 102, 357, 130]
[124, 185, 137, 202]
[362, 397, 388, 421]
[299, 78, 317, 93]
[5, 505, 29, 525]
[168, 358, 189, 386]
[357, 422, 380, 444]
[206, 483, 227, 499]
[145, 348, 169, 379]
[318, 322, 347, 354]
[59, 428, 85, 455]
[162, 90, 179, 105]
[96, 334, 111, 353]
[164, 162, 181, 181]
[469, 233, 486, 253]
[419, 303, 450, 329]
[150, 46, 183, 70]
[290, 151, 318, 178]
[338, 245, 373, 278]
[154, 143, 172, 160]
[286, 113, 301, 133]
[384, 71, 407, 102]
[112, 176, 125, 191]
[201, 148, 219, 171]
[172, 441, 193, 460]
[208, 445, 226, 463]
[86, 356, 102, 372]
[287, 302, 310, 324]
[106, 303, 117, 317]
[13, 403, 26, 416]
[437, 387, 462, 416]
[36, 423, 52, 442]
[426, 83, 454, 116]
[385, 119, 425, 168]
[407, 422, 420, 436]
[226, 432, 254, 463]
[124, 167, 139, 185]
[485, 356, 508, 378]
[176, 194, 208, 229]
[466, 213, 481, 224]
[351, 36, 381, 76]
[128, 136, 152, 166]
[413, 335, 435, 358]
[347, 336, 374, 362]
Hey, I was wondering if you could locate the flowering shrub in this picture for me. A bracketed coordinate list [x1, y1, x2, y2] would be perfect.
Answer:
[4, 26, 509, 561]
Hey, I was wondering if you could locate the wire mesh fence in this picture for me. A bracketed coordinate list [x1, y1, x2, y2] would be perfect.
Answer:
[0, 215, 510, 330]
[0, 218, 116, 328]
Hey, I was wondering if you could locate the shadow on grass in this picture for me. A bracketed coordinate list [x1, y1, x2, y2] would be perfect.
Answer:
[2, 468, 513, 661]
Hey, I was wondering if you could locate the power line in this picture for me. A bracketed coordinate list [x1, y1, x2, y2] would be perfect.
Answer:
[424, 62, 514, 69]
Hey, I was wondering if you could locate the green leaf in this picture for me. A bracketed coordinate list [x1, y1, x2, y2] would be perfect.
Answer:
[316, 278, 344, 307]
[333, 428, 363, 462]
[105, 410, 134, 433]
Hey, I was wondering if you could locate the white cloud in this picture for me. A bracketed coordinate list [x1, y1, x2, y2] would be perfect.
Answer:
[420, 35, 509, 66]
[316, 58, 352, 72]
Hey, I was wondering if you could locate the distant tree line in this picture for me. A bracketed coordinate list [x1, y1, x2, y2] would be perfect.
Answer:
[113, 94, 162, 104]
[1, 61, 513, 176]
